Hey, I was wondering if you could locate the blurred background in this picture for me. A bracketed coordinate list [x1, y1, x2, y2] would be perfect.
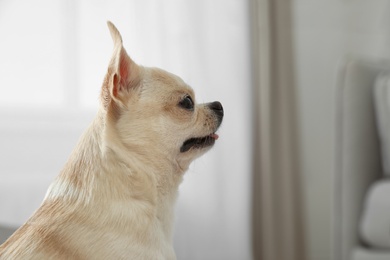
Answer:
[2, 0, 390, 260]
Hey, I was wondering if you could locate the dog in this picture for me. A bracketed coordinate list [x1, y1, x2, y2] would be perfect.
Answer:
[0, 21, 223, 260]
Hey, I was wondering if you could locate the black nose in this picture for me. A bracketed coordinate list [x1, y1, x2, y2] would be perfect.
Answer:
[209, 101, 224, 118]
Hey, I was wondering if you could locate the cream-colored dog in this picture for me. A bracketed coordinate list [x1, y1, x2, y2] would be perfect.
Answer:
[0, 22, 223, 260]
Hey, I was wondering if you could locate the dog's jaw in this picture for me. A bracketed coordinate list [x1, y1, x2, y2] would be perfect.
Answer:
[180, 133, 219, 153]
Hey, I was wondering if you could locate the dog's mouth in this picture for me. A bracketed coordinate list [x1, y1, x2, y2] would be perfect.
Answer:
[180, 133, 219, 153]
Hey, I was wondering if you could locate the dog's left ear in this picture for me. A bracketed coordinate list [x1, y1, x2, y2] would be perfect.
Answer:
[102, 21, 140, 109]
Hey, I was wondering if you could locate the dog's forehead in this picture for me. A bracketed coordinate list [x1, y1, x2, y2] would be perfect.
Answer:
[149, 68, 194, 95]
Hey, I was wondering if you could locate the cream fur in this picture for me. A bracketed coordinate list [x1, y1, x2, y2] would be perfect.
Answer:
[0, 22, 223, 260]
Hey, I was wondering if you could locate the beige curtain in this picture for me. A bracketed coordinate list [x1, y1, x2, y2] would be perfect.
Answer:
[250, 1, 306, 260]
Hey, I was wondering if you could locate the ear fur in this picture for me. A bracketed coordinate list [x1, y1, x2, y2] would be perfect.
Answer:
[102, 21, 140, 110]
[107, 21, 123, 47]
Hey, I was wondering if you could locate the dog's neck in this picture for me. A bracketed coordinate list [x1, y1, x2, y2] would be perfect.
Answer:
[46, 112, 183, 241]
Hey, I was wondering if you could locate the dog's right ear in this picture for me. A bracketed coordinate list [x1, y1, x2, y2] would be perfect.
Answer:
[101, 21, 141, 110]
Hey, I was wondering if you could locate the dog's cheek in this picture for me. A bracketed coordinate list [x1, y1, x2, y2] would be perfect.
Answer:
[163, 104, 194, 124]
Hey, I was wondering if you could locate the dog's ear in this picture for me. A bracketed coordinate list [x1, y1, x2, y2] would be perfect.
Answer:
[102, 21, 140, 109]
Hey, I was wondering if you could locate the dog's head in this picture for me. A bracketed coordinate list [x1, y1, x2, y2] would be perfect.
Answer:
[100, 22, 223, 172]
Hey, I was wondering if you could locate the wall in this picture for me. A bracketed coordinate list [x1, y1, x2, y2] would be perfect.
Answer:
[292, 1, 390, 260]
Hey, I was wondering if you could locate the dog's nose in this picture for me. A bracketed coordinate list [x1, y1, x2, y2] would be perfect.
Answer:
[209, 101, 224, 118]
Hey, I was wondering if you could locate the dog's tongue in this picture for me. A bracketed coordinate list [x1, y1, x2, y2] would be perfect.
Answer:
[210, 133, 219, 140]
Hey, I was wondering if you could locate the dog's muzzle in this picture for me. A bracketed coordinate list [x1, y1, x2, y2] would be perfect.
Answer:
[180, 101, 224, 153]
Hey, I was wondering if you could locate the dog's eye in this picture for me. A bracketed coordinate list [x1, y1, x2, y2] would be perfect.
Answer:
[179, 95, 194, 110]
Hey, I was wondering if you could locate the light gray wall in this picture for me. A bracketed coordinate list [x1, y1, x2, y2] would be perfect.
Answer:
[292, 1, 390, 260]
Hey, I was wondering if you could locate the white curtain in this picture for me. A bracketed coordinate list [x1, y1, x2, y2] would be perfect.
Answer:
[250, 0, 306, 260]
[0, 1, 252, 259]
